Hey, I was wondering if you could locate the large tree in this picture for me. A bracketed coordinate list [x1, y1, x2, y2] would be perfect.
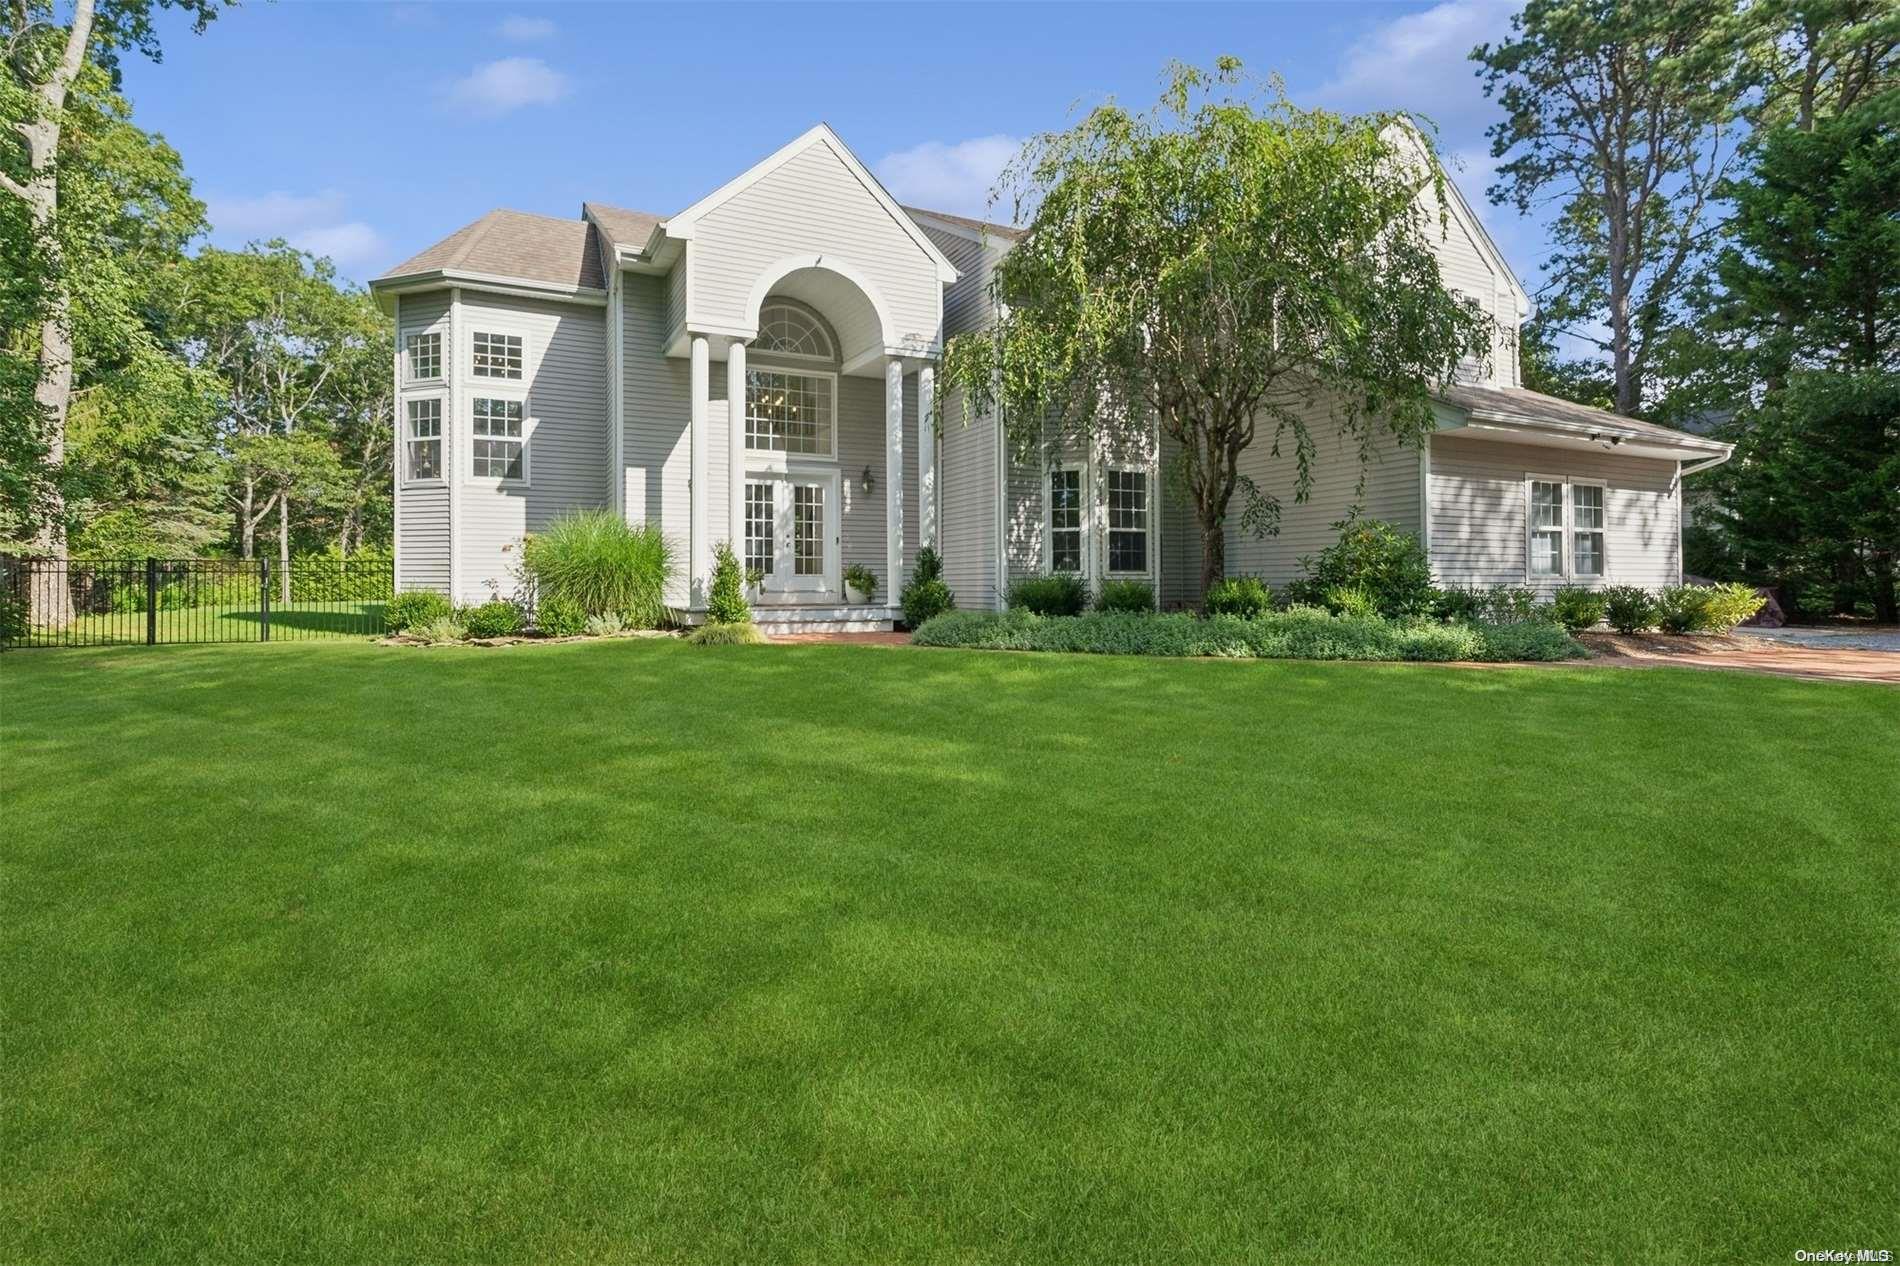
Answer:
[939, 60, 1493, 595]
[1474, 0, 1754, 417]
[1, 0, 224, 616]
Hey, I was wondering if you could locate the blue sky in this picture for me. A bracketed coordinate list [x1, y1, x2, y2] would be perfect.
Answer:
[120, 0, 1531, 288]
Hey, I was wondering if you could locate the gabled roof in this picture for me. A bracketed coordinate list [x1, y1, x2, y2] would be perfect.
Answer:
[1440, 383, 1731, 457]
[664, 124, 960, 284]
[375, 209, 603, 291]
[903, 206, 1025, 243]
[582, 202, 664, 256]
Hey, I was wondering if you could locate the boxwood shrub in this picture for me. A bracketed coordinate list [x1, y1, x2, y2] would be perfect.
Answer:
[1007, 574, 1088, 616]
[1096, 579, 1155, 613]
[1549, 585, 1608, 633]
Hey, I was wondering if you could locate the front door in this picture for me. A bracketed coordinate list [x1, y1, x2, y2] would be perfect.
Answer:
[745, 470, 839, 598]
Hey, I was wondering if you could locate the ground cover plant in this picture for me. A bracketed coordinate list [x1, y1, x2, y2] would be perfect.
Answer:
[1, 641, 1893, 1262]
[915, 607, 1583, 663]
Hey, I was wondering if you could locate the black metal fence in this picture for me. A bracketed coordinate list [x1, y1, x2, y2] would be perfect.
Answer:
[0, 555, 394, 649]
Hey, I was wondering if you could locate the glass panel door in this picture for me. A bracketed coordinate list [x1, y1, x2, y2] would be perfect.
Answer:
[752, 471, 838, 597]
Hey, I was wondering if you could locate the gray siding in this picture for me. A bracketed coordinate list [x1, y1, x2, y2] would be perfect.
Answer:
[1159, 431, 1202, 609]
[691, 140, 942, 351]
[1428, 433, 1682, 589]
[621, 272, 693, 604]
[454, 293, 608, 603]
[394, 291, 451, 593]
[938, 389, 1000, 609]
[1223, 393, 1425, 589]
[1418, 177, 1520, 388]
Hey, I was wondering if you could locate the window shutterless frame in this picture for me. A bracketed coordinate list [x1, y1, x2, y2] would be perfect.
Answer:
[467, 394, 530, 485]
[1105, 468, 1150, 575]
[1525, 474, 1609, 581]
[403, 330, 442, 384]
[1045, 464, 1086, 574]
[744, 367, 837, 461]
[402, 396, 445, 485]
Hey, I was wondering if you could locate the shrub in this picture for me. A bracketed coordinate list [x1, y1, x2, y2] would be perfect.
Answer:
[583, 612, 627, 637]
[1430, 586, 1488, 624]
[462, 600, 523, 639]
[1549, 586, 1609, 633]
[1322, 584, 1379, 619]
[386, 590, 452, 633]
[519, 510, 676, 627]
[1701, 582, 1767, 633]
[1096, 579, 1155, 613]
[900, 546, 956, 627]
[534, 593, 587, 637]
[1008, 573, 1088, 616]
[689, 620, 767, 646]
[410, 615, 467, 644]
[901, 579, 955, 628]
[1205, 575, 1272, 618]
[1284, 517, 1435, 617]
[908, 607, 1590, 663]
[1656, 585, 1714, 634]
[1480, 586, 1541, 624]
[705, 541, 753, 625]
[1603, 585, 1657, 634]
[1471, 620, 1588, 662]
[0, 590, 25, 641]
[843, 563, 879, 602]
[288, 547, 396, 602]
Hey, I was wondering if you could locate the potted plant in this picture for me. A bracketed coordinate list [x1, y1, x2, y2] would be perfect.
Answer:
[844, 564, 878, 604]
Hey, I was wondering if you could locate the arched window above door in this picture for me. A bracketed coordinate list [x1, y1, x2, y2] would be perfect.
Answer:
[754, 302, 835, 362]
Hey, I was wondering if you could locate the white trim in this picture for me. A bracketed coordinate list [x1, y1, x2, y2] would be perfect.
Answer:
[726, 339, 747, 552]
[446, 288, 461, 599]
[690, 335, 710, 603]
[885, 358, 905, 594]
[463, 392, 532, 488]
[666, 124, 961, 284]
[1523, 472, 1608, 583]
[401, 328, 444, 387]
[371, 270, 607, 308]
[749, 467, 842, 598]
[1044, 461, 1089, 577]
[741, 253, 902, 355]
[391, 294, 403, 587]
[1102, 465, 1152, 578]
[1419, 439, 1434, 577]
[1675, 463, 1685, 586]
[917, 365, 936, 551]
[608, 261, 624, 517]
[400, 392, 448, 489]
[743, 365, 839, 463]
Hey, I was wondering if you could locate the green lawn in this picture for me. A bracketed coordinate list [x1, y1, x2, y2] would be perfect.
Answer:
[2, 640, 1894, 1262]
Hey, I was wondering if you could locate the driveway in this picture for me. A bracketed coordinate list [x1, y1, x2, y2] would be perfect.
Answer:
[1735, 626, 1900, 654]
[1579, 632, 1900, 685]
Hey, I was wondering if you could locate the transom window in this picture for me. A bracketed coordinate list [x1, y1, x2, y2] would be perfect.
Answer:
[754, 303, 834, 360]
[405, 332, 441, 382]
[746, 369, 834, 456]
[1049, 468, 1083, 572]
[472, 331, 523, 379]
[1529, 476, 1607, 579]
[471, 397, 524, 480]
[1106, 469, 1149, 573]
[405, 399, 441, 481]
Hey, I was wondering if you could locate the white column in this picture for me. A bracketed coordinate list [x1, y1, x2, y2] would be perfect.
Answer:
[727, 339, 747, 558]
[885, 357, 905, 597]
[917, 364, 936, 551]
[689, 335, 710, 604]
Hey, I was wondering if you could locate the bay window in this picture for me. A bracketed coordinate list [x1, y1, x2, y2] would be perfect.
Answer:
[405, 399, 441, 482]
[1048, 468, 1083, 572]
[471, 397, 524, 480]
[1106, 469, 1149, 573]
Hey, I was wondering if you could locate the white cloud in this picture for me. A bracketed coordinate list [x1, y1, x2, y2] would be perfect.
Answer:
[444, 56, 571, 117]
[874, 134, 1022, 221]
[497, 15, 555, 41]
[1315, 0, 1515, 134]
[204, 189, 387, 271]
[290, 222, 387, 269]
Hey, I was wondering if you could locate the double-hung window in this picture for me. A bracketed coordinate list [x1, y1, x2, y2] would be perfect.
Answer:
[405, 399, 442, 482]
[1048, 468, 1083, 572]
[404, 332, 441, 383]
[1106, 469, 1148, 572]
[1529, 476, 1608, 579]
[472, 332, 523, 379]
[745, 369, 833, 456]
[471, 397, 524, 480]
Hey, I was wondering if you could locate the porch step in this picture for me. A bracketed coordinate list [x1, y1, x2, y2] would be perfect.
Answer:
[752, 604, 899, 636]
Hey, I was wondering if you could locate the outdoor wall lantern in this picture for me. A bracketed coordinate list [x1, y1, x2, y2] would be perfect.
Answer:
[861, 465, 875, 493]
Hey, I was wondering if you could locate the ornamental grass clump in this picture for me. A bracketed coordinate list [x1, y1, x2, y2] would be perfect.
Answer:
[521, 510, 676, 628]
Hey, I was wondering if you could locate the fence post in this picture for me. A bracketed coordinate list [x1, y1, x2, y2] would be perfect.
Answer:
[145, 557, 157, 645]
[259, 557, 271, 642]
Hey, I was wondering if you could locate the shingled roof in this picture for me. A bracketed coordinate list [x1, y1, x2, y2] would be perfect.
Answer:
[581, 202, 665, 255]
[903, 206, 1025, 242]
[1439, 383, 1730, 453]
[376, 209, 604, 290]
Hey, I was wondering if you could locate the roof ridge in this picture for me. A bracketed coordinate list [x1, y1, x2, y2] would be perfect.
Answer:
[445, 212, 502, 271]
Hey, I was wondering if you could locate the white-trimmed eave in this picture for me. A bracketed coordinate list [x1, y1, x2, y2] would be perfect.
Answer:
[660, 123, 961, 286]
[369, 269, 608, 312]
[1437, 405, 1733, 464]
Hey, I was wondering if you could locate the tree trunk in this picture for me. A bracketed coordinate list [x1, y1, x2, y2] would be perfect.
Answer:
[10, 0, 98, 628]
[1198, 521, 1225, 601]
[278, 495, 291, 604]
[1871, 554, 1898, 625]
[239, 477, 257, 559]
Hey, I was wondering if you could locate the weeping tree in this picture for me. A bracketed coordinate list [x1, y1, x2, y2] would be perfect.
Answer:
[938, 60, 1495, 595]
